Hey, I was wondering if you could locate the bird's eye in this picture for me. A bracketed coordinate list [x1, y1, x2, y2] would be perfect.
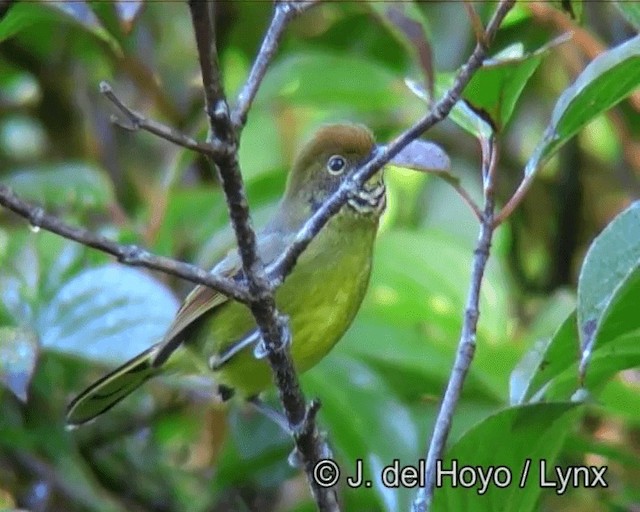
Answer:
[327, 155, 347, 175]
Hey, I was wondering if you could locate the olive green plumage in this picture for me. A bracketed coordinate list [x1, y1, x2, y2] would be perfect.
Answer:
[66, 124, 385, 427]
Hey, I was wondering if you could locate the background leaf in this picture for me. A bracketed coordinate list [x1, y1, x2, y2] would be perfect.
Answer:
[38, 264, 178, 365]
[2, 163, 115, 211]
[527, 35, 640, 176]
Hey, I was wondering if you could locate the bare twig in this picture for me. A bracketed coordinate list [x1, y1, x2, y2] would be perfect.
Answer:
[188, 2, 339, 510]
[0, 185, 249, 302]
[100, 81, 214, 156]
[413, 136, 500, 512]
[232, 1, 318, 130]
[268, 0, 514, 287]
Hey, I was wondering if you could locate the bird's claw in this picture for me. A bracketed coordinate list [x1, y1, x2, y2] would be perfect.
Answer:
[252, 318, 291, 360]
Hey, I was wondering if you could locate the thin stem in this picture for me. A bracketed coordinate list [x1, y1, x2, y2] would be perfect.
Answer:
[100, 81, 214, 155]
[232, 1, 318, 130]
[0, 185, 249, 302]
[412, 137, 500, 512]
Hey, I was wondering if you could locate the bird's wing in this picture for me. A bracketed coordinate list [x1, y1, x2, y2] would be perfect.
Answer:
[152, 230, 290, 367]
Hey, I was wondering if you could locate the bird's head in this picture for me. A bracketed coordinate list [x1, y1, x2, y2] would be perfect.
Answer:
[283, 124, 385, 219]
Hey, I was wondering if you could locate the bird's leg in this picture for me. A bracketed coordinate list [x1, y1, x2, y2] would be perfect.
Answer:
[208, 329, 261, 370]
[248, 397, 332, 468]
[248, 396, 291, 433]
[252, 316, 292, 360]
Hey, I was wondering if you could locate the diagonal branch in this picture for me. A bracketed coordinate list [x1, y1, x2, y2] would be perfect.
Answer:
[0, 184, 249, 302]
[232, 0, 318, 130]
[268, 0, 514, 287]
[188, 2, 339, 510]
[100, 81, 215, 156]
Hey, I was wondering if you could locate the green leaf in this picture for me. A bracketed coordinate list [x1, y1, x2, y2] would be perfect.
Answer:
[0, 2, 121, 54]
[432, 402, 581, 512]
[304, 356, 419, 512]
[365, 229, 509, 345]
[0, 326, 39, 402]
[42, 1, 121, 54]
[510, 311, 579, 404]
[38, 264, 178, 365]
[463, 35, 569, 130]
[527, 35, 640, 177]
[615, 0, 640, 29]
[1, 162, 115, 211]
[256, 52, 416, 111]
[407, 76, 493, 140]
[577, 201, 640, 371]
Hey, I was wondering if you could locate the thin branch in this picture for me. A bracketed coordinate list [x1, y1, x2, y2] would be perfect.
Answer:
[0, 185, 249, 302]
[268, 0, 514, 287]
[100, 81, 215, 156]
[413, 135, 500, 512]
[231, 1, 318, 130]
[188, 2, 339, 510]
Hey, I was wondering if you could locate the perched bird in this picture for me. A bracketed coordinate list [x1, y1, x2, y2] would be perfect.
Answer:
[66, 123, 386, 427]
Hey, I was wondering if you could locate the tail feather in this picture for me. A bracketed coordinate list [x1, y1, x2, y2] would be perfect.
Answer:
[66, 344, 161, 428]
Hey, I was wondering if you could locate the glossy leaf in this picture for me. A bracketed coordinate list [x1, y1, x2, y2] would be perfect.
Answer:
[38, 264, 178, 364]
[510, 311, 579, 404]
[432, 402, 581, 512]
[577, 201, 640, 372]
[1, 163, 114, 211]
[0, 326, 39, 402]
[527, 35, 640, 177]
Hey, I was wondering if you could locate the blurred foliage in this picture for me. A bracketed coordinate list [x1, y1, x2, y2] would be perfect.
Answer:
[1, 1, 640, 511]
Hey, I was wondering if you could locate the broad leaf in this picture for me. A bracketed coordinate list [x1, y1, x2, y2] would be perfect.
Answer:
[256, 53, 418, 111]
[2, 162, 114, 211]
[38, 264, 178, 364]
[527, 35, 640, 177]
[407, 76, 493, 140]
[510, 311, 579, 404]
[432, 402, 581, 512]
[577, 202, 640, 375]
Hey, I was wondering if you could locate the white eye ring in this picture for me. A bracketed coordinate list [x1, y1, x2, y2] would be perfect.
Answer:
[327, 155, 347, 175]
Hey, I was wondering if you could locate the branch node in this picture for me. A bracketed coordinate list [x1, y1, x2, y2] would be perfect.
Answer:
[29, 206, 45, 228]
[119, 244, 145, 264]
[292, 398, 322, 438]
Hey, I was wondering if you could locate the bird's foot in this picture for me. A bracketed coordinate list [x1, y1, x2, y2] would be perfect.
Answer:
[252, 316, 291, 360]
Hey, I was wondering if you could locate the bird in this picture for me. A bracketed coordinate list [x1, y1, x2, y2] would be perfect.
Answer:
[66, 123, 386, 427]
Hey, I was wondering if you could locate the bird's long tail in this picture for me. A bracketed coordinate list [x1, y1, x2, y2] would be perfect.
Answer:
[66, 344, 161, 428]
